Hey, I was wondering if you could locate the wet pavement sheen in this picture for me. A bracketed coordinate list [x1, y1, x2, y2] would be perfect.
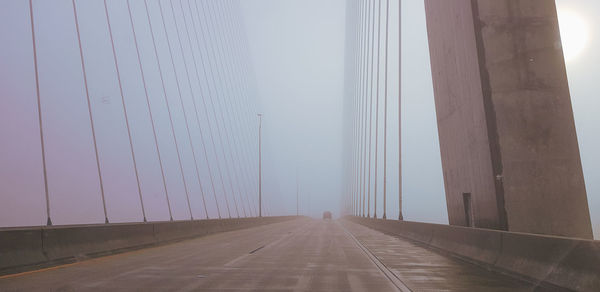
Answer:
[341, 220, 535, 291]
[0, 218, 534, 291]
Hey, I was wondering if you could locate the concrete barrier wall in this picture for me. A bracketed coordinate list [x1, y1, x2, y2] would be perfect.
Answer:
[43, 223, 157, 261]
[0, 228, 46, 273]
[0, 216, 298, 275]
[347, 217, 600, 291]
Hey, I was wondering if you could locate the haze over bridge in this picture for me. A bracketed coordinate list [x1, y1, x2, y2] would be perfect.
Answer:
[1, 0, 598, 291]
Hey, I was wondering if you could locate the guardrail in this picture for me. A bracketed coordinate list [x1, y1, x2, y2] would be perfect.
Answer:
[0, 216, 299, 276]
[347, 216, 600, 291]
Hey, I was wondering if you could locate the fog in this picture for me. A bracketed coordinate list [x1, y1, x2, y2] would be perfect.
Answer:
[241, 0, 600, 238]
[240, 0, 347, 218]
[0, 0, 598, 239]
[0, 0, 259, 226]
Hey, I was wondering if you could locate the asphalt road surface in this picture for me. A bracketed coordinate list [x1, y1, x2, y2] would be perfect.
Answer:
[0, 218, 534, 291]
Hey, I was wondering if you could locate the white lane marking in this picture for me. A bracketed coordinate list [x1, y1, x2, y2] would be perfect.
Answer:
[224, 220, 313, 268]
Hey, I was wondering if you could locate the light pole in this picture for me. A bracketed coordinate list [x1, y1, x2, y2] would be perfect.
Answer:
[296, 168, 299, 216]
[258, 113, 263, 217]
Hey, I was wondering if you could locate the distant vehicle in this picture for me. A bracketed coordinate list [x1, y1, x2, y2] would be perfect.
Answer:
[322, 211, 332, 220]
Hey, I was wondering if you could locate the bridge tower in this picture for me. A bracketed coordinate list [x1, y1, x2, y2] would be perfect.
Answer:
[424, 0, 593, 239]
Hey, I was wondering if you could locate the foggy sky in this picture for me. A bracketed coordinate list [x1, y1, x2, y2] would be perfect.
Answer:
[0, 0, 259, 226]
[0, 0, 597, 239]
[240, 0, 600, 238]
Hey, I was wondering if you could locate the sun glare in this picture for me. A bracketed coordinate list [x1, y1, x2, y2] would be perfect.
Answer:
[557, 10, 589, 61]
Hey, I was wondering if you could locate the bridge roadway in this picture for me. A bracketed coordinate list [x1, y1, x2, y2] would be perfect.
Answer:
[0, 217, 536, 291]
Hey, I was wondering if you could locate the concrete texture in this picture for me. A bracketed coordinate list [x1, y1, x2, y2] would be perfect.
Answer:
[341, 220, 534, 291]
[350, 216, 600, 291]
[0, 216, 296, 275]
[0, 218, 538, 291]
[424, 0, 593, 239]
